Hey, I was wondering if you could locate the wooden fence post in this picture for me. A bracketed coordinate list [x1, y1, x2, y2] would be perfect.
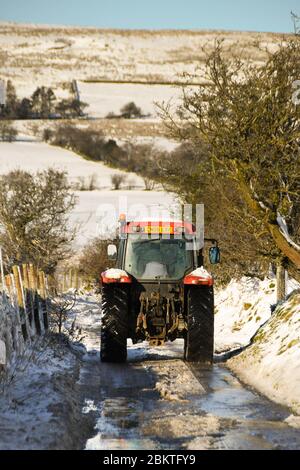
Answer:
[22, 264, 35, 336]
[28, 264, 42, 335]
[5, 275, 12, 301]
[74, 269, 79, 290]
[0, 246, 7, 297]
[69, 269, 73, 290]
[12, 265, 28, 341]
[0, 262, 52, 363]
[18, 265, 32, 342]
[38, 270, 48, 331]
[63, 272, 67, 292]
[10, 271, 25, 354]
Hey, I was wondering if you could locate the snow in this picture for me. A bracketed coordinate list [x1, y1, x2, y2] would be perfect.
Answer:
[0, 339, 5, 366]
[215, 276, 299, 353]
[70, 189, 179, 245]
[0, 141, 143, 188]
[277, 213, 300, 252]
[131, 136, 179, 152]
[189, 267, 212, 279]
[102, 268, 129, 279]
[229, 290, 300, 415]
[126, 338, 185, 362]
[214, 277, 277, 353]
[0, 337, 79, 450]
[64, 292, 101, 352]
[154, 359, 206, 401]
[215, 276, 300, 415]
[78, 81, 183, 119]
[285, 415, 300, 429]
[0, 23, 280, 101]
[0, 141, 178, 246]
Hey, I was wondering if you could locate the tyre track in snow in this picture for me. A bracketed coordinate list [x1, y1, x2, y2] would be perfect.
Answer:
[72, 294, 300, 450]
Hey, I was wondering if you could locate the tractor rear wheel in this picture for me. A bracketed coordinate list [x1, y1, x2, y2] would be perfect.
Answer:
[184, 286, 214, 363]
[100, 284, 129, 363]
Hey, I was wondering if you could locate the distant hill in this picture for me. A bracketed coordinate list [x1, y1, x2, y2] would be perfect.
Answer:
[0, 22, 289, 99]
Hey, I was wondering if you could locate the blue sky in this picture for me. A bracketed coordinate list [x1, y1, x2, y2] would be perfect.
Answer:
[0, 0, 299, 33]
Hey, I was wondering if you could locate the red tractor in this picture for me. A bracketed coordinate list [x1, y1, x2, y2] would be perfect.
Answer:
[100, 219, 220, 363]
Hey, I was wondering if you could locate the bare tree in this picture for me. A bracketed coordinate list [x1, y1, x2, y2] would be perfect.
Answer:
[160, 38, 300, 297]
[0, 169, 77, 274]
[143, 177, 156, 191]
[156, 142, 273, 284]
[120, 102, 142, 119]
[292, 11, 300, 34]
[1, 80, 18, 118]
[111, 173, 127, 190]
[78, 237, 117, 282]
[77, 174, 98, 191]
[0, 121, 18, 141]
[31, 87, 57, 118]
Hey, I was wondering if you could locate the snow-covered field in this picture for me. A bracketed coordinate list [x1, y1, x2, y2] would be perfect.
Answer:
[78, 81, 183, 119]
[0, 141, 178, 245]
[0, 23, 282, 99]
[70, 189, 178, 245]
[0, 141, 143, 188]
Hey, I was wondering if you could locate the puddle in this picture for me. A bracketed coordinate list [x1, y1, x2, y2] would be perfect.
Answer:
[75, 312, 300, 450]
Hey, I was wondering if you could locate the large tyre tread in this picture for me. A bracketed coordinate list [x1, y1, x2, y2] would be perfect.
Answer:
[101, 284, 129, 363]
[185, 286, 214, 364]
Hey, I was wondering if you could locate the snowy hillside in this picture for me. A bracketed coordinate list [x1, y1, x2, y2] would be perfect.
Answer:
[0, 23, 285, 101]
[0, 141, 143, 188]
[0, 141, 178, 245]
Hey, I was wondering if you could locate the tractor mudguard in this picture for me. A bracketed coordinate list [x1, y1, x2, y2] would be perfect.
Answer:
[101, 268, 132, 284]
[183, 267, 214, 286]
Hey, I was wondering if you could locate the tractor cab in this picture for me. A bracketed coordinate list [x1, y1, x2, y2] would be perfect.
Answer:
[100, 218, 220, 363]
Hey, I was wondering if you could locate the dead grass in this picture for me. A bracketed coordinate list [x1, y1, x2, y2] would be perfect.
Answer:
[0, 23, 288, 90]
[14, 117, 167, 139]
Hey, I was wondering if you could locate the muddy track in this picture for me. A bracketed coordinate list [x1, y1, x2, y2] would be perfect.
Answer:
[75, 341, 300, 450]
[34, 294, 296, 451]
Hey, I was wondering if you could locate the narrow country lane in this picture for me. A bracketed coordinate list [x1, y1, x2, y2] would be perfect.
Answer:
[73, 296, 300, 451]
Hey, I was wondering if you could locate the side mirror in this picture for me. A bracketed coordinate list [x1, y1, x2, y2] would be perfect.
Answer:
[209, 246, 221, 264]
[107, 244, 117, 261]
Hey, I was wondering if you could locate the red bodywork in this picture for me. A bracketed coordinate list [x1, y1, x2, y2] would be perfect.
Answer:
[101, 271, 132, 284]
[183, 273, 214, 286]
